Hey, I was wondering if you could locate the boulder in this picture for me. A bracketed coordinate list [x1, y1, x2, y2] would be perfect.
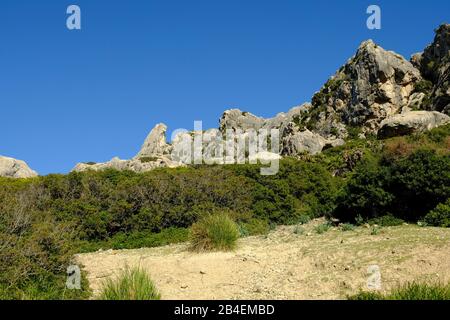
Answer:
[281, 122, 328, 156]
[0, 156, 38, 178]
[377, 111, 450, 138]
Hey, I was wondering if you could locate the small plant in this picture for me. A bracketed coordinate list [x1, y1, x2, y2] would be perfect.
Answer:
[424, 199, 450, 228]
[294, 225, 305, 235]
[139, 157, 159, 163]
[368, 215, 404, 227]
[239, 219, 270, 236]
[370, 226, 381, 235]
[355, 215, 365, 226]
[315, 222, 332, 234]
[190, 214, 240, 251]
[100, 267, 161, 300]
[340, 223, 356, 232]
[297, 215, 311, 225]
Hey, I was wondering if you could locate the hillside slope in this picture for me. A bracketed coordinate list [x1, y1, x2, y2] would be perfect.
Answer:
[77, 220, 450, 300]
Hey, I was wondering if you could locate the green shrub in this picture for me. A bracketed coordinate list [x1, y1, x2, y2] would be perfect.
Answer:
[190, 214, 240, 251]
[297, 214, 311, 225]
[334, 150, 450, 223]
[414, 80, 433, 94]
[426, 124, 450, 143]
[238, 219, 270, 236]
[370, 226, 381, 235]
[315, 222, 332, 234]
[340, 223, 356, 231]
[424, 199, 450, 227]
[349, 282, 450, 300]
[100, 267, 161, 300]
[368, 215, 404, 227]
[139, 157, 159, 163]
[293, 225, 305, 235]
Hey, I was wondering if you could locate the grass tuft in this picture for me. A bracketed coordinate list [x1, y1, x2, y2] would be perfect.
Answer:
[100, 267, 161, 300]
[349, 282, 450, 300]
[315, 222, 332, 234]
[190, 214, 240, 252]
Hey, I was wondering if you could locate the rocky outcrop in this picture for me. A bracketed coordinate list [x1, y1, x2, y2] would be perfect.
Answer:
[135, 123, 170, 158]
[219, 104, 311, 134]
[0, 156, 38, 178]
[298, 40, 422, 138]
[73, 123, 183, 173]
[282, 123, 344, 156]
[72, 156, 181, 173]
[378, 111, 450, 139]
[73, 24, 450, 173]
[413, 24, 450, 114]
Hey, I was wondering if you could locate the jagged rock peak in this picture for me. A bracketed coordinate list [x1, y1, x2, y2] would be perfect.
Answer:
[415, 23, 450, 114]
[135, 123, 169, 158]
[0, 156, 38, 178]
[299, 39, 422, 139]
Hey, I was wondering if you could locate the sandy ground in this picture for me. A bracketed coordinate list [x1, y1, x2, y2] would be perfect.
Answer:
[76, 219, 450, 300]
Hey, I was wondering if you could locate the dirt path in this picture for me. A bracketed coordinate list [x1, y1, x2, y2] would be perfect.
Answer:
[76, 220, 450, 300]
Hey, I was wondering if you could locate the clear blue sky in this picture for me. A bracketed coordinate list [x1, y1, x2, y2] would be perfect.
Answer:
[1, 0, 449, 174]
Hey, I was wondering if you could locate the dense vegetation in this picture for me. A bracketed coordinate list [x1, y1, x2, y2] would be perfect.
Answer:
[0, 124, 449, 299]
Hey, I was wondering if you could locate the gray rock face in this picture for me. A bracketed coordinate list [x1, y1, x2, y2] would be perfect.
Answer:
[73, 123, 183, 173]
[377, 111, 450, 139]
[72, 156, 182, 173]
[301, 40, 422, 137]
[219, 109, 265, 132]
[72, 24, 450, 171]
[135, 123, 170, 158]
[0, 156, 38, 178]
[281, 123, 344, 156]
[219, 104, 311, 134]
[415, 24, 450, 114]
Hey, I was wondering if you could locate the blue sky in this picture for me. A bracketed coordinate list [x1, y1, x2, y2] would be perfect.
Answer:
[1, 0, 449, 174]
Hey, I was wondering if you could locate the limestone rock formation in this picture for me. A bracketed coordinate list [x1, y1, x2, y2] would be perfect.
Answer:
[219, 104, 310, 133]
[299, 40, 422, 138]
[413, 24, 450, 114]
[0, 156, 38, 178]
[219, 109, 265, 132]
[378, 111, 450, 139]
[72, 24, 450, 172]
[281, 123, 345, 156]
[73, 123, 183, 173]
[72, 156, 182, 173]
[135, 123, 170, 158]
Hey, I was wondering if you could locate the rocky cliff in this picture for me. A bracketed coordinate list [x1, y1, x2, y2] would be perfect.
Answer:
[72, 24, 450, 174]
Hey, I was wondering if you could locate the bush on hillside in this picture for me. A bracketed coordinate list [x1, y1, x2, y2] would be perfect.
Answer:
[190, 214, 240, 251]
[100, 267, 161, 300]
[424, 199, 450, 227]
[333, 150, 450, 223]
